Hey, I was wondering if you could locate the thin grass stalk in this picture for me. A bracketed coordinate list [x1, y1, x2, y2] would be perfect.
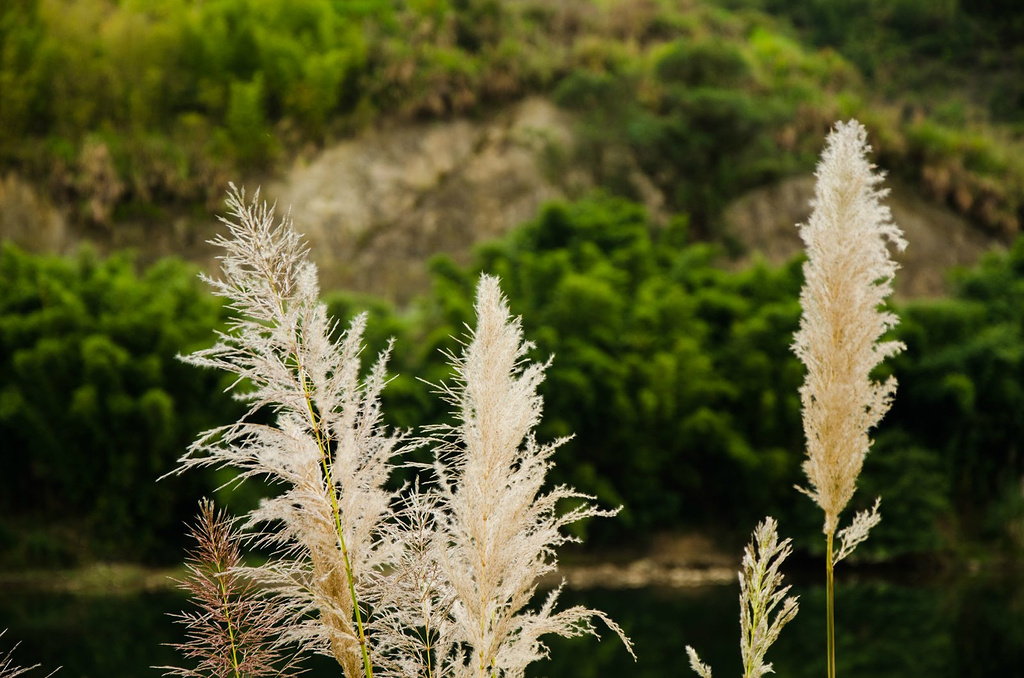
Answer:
[213, 559, 242, 678]
[792, 120, 903, 678]
[0, 629, 51, 678]
[300, 369, 374, 678]
[825, 532, 835, 678]
[321, 453, 374, 678]
[262, 239, 373, 678]
[266, 240, 373, 678]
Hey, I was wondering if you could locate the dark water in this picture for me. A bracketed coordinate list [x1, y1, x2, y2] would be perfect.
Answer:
[1, 572, 1021, 677]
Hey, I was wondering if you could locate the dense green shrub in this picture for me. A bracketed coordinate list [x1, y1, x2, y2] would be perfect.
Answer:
[0, 0, 545, 218]
[553, 19, 852, 233]
[726, 0, 1024, 235]
[328, 195, 1018, 556]
[0, 245, 237, 563]
[6, 194, 1024, 562]
[654, 39, 753, 88]
[5, 0, 1023, 243]
[0, 0, 372, 215]
[359, 197, 810, 540]
[890, 241, 1024, 548]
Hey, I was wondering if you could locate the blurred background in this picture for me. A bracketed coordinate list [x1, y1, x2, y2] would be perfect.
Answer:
[0, 0, 1022, 675]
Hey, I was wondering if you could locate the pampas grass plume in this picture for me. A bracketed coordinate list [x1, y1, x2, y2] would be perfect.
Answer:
[162, 500, 299, 678]
[431, 275, 633, 678]
[793, 119, 904, 538]
[685, 517, 798, 678]
[171, 185, 405, 677]
[793, 119, 905, 678]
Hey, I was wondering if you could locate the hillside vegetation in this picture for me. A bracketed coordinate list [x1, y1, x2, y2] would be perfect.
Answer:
[4, 198, 1024, 565]
[3, 0, 1024, 240]
[2, 0, 1024, 566]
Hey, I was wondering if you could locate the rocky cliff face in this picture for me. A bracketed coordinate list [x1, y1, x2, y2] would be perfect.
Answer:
[0, 98, 1006, 302]
[0, 174, 69, 254]
[0, 98, 600, 302]
[0, 172, 222, 270]
[266, 97, 593, 302]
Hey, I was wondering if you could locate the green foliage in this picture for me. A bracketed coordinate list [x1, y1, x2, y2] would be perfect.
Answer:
[0, 0, 549, 219]
[654, 39, 753, 88]
[398, 197, 810, 540]
[548, 1, 1024, 239]
[726, 0, 1017, 80]
[0, 0, 370, 213]
[225, 75, 275, 166]
[723, 0, 1024, 236]
[854, 433, 952, 557]
[5, 0, 1024, 244]
[888, 240, 1024, 544]
[632, 86, 789, 228]
[0, 0, 52, 139]
[552, 11, 851, 234]
[0, 245, 237, 563]
[327, 195, 1019, 557]
[7, 192, 1024, 563]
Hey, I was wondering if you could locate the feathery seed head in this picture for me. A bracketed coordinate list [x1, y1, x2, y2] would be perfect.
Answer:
[793, 120, 905, 535]
[176, 189, 629, 678]
[174, 187, 406, 676]
[433, 275, 633, 678]
[739, 517, 799, 678]
[686, 517, 797, 678]
[162, 499, 299, 678]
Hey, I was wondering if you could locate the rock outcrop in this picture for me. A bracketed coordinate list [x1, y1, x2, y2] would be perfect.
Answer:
[0, 99, 1007, 303]
[723, 175, 1005, 298]
[269, 97, 589, 302]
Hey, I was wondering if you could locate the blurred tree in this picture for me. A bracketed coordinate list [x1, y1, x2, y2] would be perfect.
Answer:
[0, 245, 237, 563]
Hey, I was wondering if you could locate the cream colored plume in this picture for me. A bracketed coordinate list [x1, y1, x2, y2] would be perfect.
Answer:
[792, 120, 906, 536]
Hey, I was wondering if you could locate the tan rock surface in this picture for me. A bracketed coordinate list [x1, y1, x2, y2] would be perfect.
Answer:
[0, 101, 1008, 305]
[269, 97, 586, 302]
[723, 175, 1006, 298]
[0, 174, 70, 254]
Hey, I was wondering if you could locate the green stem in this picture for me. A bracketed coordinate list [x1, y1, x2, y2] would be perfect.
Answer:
[304, 378, 374, 678]
[421, 587, 434, 678]
[320, 455, 374, 678]
[826, 531, 835, 678]
[214, 561, 242, 678]
[265, 275, 373, 678]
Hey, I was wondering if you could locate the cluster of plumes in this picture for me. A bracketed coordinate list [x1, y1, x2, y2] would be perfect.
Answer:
[686, 518, 798, 678]
[685, 119, 903, 678]
[0, 630, 55, 678]
[171, 185, 406, 675]
[792, 120, 905, 539]
[169, 188, 629, 678]
[162, 500, 299, 678]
